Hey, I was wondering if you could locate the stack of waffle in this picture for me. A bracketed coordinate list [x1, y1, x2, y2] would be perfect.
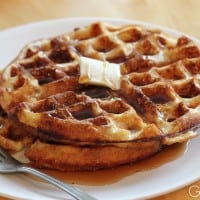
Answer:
[0, 22, 199, 171]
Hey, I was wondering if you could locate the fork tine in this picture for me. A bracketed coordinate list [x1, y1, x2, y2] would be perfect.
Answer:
[0, 147, 21, 164]
[0, 152, 6, 160]
[0, 147, 11, 159]
[0, 147, 15, 160]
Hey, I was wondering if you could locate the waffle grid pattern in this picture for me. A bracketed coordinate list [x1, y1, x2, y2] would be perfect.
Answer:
[0, 22, 199, 170]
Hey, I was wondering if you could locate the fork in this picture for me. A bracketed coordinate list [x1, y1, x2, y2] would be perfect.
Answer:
[0, 147, 97, 200]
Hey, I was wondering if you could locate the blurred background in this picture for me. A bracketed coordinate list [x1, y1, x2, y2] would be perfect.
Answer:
[0, 0, 199, 200]
[0, 0, 200, 38]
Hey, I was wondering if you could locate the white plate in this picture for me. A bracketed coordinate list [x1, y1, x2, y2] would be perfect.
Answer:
[0, 17, 200, 200]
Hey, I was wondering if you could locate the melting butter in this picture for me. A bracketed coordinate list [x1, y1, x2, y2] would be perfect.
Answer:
[79, 56, 121, 90]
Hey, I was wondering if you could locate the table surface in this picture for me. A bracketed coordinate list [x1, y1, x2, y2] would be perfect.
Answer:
[0, 0, 200, 200]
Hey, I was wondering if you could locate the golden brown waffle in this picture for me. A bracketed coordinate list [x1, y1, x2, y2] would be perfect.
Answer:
[26, 140, 162, 171]
[0, 22, 199, 171]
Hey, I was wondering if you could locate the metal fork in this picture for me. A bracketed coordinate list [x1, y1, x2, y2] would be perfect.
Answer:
[0, 147, 97, 200]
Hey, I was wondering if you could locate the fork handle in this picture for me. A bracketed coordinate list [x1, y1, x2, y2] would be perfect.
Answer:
[17, 166, 97, 200]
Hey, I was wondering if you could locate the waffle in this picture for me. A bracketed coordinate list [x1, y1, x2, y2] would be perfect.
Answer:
[0, 22, 199, 171]
[0, 107, 35, 152]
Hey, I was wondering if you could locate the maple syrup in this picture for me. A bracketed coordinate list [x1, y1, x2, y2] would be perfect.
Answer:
[38, 142, 188, 186]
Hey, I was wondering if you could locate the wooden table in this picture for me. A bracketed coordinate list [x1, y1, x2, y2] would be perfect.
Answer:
[0, 0, 200, 199]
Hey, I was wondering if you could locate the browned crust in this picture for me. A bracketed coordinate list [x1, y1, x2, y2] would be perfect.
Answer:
[25, 140, 162, 171]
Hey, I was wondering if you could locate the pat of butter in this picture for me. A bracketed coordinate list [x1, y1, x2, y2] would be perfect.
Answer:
[79, 56, 121, 90]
